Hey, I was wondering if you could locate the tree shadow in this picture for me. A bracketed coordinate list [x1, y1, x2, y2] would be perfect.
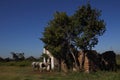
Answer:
[117, 64, 120, 70]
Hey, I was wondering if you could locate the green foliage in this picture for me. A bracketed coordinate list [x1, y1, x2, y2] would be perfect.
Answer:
[10, 52, 25, 61]
[73, 3, 106, 50]
[41, 12, 70, 60]
[41, 53, 49, 59]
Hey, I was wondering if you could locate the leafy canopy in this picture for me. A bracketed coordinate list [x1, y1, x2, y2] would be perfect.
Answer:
[41, 4, 106, 60]
[73, 4, 106, 50]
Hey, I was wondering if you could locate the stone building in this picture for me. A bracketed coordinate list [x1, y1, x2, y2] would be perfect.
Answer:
[78, 50, 100, 73]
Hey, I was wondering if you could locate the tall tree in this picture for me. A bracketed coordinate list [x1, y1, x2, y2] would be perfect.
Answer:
[72, 4, 106, 50]
[41, 3, 106, 71]
[41, 12, 72, 71]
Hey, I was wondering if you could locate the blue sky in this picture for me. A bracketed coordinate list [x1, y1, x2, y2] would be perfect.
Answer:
[0, 0, 120, 58]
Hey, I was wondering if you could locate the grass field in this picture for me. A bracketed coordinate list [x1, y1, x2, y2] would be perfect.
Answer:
[0, 55, 120, 80]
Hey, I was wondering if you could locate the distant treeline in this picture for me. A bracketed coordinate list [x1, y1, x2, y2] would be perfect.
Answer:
[0, 56, 42, 62]
[0, 54, 120, 62]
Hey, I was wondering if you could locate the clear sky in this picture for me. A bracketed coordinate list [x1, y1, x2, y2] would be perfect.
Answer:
[0, 0, 120, 58]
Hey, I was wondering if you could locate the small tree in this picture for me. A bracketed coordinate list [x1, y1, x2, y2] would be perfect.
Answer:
[11, 52, 19, 61]
[18, 53, 25, 60]
[11, 52, 25, 61]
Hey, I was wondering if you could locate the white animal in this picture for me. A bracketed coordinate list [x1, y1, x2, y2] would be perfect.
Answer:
[31, 62, 40, 70]
[39, 62, 47, 72]
[32, 62, 50, 72]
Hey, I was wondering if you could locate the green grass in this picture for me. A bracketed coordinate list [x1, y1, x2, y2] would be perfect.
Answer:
[0, 56, 120, 80]
[0, 66, 41, 80]
[0, 60, 31, 67]
[41, 71, 120, 80]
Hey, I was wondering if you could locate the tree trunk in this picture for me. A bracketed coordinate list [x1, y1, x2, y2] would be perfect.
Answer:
[58, 58, 61, 72]
[79, 50, 85, 71]
[70, 49, 79, 71]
